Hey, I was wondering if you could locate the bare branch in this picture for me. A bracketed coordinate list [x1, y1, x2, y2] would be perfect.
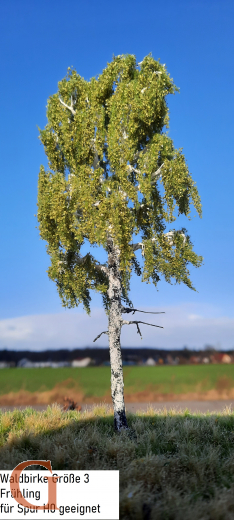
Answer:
[74, 253, 90, 265]
[136, 323, 142, 337]
[90, 138, 102, 171]
[130, 242, 145, 256]
[93, 330, 109, 342]
[92, 151, 100, 170]
[73, 253, 109, 275]
[128, 161, 164, 192]
[133, 151, 140, 162]
[128, 159, 163, 192]
[118, 187, 127, 199]
[122, 320, 163, 329]
[133, 145, 149, 162]
[164, 231, 174, 246]
[130, 242, 142, 252]
[59, 97, 76, 116]
[93, 263, 109, 276]
[121, 306, 165, 315]
[164, 231, 186, 246]
[127, 165, 143, 192]
[150, 163, 164, 184]
[121, 319, 163, 338]
[58, 253, 90, 271]
[127, 165, 141, 175]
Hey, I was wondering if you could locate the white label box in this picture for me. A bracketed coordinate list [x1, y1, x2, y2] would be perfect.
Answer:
[0, 470, 119, 519]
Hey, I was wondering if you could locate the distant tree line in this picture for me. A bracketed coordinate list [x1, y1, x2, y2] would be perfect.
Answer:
[0, 347, 233, 365]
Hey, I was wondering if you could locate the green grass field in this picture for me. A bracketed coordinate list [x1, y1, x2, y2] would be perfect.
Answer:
[1, 364, 234, 400]
[1, 404, 234, 519]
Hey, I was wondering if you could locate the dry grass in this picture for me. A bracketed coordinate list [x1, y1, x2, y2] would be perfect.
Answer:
[1, 403, 234, 519]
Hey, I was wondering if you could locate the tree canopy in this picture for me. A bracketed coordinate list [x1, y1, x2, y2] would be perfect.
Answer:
[37, 53, 203, 316]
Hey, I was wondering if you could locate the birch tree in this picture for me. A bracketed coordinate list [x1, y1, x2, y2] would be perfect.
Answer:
[37, 54, 203, 430]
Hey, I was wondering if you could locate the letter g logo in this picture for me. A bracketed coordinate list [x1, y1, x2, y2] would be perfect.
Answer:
[10, 460, 59, 511]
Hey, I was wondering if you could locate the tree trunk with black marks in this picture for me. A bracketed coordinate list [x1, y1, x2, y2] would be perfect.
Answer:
[107, 234, 128, 431]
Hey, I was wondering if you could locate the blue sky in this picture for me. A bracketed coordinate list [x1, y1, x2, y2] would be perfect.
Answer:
[0, 0, 233, 351]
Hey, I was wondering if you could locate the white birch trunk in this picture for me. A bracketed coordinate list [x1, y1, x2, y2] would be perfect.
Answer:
[107, 234, 128, 430]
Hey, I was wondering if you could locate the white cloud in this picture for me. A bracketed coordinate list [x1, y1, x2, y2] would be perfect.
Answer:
[0, 303, 233, 351]
[188, 314, 204, 320]
[0, 321, 32, 340]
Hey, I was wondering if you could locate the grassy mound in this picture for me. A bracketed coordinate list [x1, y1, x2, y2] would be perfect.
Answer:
[1, 404, 234, 518]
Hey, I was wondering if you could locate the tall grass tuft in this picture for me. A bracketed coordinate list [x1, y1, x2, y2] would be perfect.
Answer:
[1, 404, 234, 518]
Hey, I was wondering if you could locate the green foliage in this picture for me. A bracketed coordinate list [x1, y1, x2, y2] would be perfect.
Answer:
[37, 53, 203, 314]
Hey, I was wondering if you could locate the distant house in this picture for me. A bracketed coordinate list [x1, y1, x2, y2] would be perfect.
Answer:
[212, 353, 224, 363]
[222, 354, 232, 364]
[17, 359, 51, 368]
[17, 358, 34, 368]
[34, 362, 52, 368]
[17, 359, 70, 368]
[0, 362, 9, 368]
[211, 353, 232, 364]
[190, 356, 201, 364]
[145, 357, 156, 366]
[72, 357, 92, 367]
[167, 355, 173, 364]
[50, 361, 71, 368]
